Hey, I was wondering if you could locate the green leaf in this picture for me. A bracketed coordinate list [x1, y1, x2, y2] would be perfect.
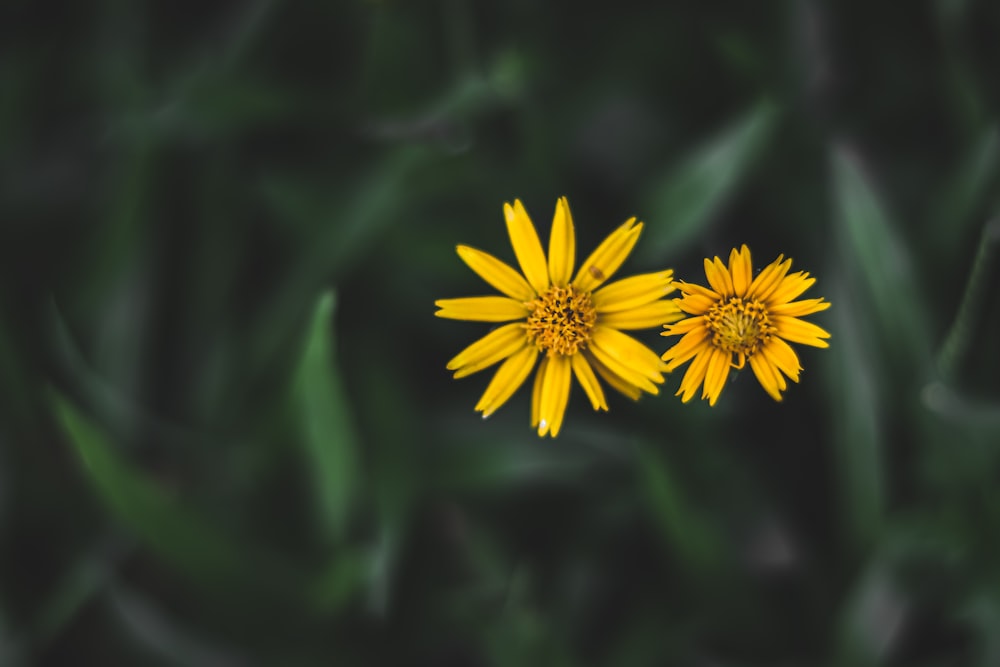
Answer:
[50, 393, 253, 590]
[636, 444, 722, 577]
[638, 99, 778, 261]
[293, 290, 361, 544]
[931, 126, 999, 251]
[832, 147, 932, 367]
[823, 278, 885, 553]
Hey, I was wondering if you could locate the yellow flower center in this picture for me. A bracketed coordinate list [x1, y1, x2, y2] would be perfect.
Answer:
[526, 285, 597, 355]
[707, 297, 776, 358]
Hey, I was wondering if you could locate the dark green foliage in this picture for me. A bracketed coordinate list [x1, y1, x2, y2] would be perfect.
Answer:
[2, 1, 1000, 665]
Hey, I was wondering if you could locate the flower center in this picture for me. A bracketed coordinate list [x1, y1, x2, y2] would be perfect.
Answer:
[707, 297, 776, 357]
[526, 285, 597, 355]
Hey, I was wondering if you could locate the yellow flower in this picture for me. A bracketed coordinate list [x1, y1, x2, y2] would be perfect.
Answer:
[435, 197, 682, 437]
[660, 245, 831, 405]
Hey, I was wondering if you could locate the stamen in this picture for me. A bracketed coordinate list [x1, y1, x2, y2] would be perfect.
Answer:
[706, 297, 776, 360]
[526, 285, 597, 355]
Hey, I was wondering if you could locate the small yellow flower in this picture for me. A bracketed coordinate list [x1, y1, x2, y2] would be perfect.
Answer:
[660, 245, 830, 405]
[436, 197, 682, 437]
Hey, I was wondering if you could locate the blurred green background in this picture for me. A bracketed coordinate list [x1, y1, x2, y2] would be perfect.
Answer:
[2, 1, 1000, 665]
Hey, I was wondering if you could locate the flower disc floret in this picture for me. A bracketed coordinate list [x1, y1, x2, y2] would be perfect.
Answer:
[526, 285, 597, 355]
[707, 297, 776, 359]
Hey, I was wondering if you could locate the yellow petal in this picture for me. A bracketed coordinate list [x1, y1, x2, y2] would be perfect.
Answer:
[749, 353, 784, 401]
[435, 296, 530, 322]
[677, 293, 717, 315]
[768, 298, 830, 317]
[676, 347, 713, 402]
[531, 355, 549, 428]
[760, 337, 801, 383]
[456, 245, 536, 301]
[572, 218, 642, 292]
[662, 315, 706, 336]
[702, 347, 732, 406]
[599, 300, 683, 330]
[767, 272, 816, 305]
[586, 352, 643, 401]
[447, 323, 528, 378]
[748, 256, 792, 301]
[591, 270, 675, 312]
[729, 245, 753, 296]
[661, 327, 710, 371]
[588, 342, 659, 395]
[677, 281, 721, 300]
[504, 199, 550, 295]
[475, 346, 538, 417]
[571, 354, 607, 411]
[704, 256, 735, 298]
[538, 354, 572, 437]
[590, 326, 665, 384]
[548, 197, 576, 287]
[773, 316, 831, 348]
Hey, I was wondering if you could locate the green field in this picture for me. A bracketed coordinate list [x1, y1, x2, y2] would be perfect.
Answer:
[2, 2, 1000, 665]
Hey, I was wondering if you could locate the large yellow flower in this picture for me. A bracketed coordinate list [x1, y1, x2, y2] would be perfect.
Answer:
[660, 245, 830, 405]
[435, 197, 681, 437]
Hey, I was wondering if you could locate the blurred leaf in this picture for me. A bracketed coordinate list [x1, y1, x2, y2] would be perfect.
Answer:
[824, 279, 885, 552]
[832, 147, 932, 367]
[108, 584, 249, 667]
[936, 219, 1000, 380]
[931, 126, 999, 250]
[638, 99, 778, 260]
[254, 146, 428, 358]
[292, 290, 361, 545]
[834, 561, 908, 667]
[959, 591, 1000, 667]
[308, 546, 370, 613]
[50, 393, 254, 590]
[30, 537, 127, 648]
[636, 444, 722, 578]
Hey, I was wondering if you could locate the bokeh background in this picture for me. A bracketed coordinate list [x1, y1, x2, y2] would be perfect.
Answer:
[3, 1, 1000, 665]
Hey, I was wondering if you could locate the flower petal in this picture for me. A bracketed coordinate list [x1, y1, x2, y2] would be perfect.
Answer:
[456, 245, 536, 301]
[729, 245, 753, 297]
[531, 355, 549, 428]
[447, 323, 528, 378]
[538, 354, 572, 437]
[749, 353, 784, 401]
[548, 197, 576, 287]
[704, 256, 735, 298]
[573, 218, 642, 292]
[747, 256, 792, 301]
[590, 326, 665, 384]
[588, 341, 660, 395]
[475, 346, 539, 417]
[702, 347, 732, 406]
[571, 353, 607, 411]
[773, 316, 831, 348]
[760, 337, 801, 383]
[677, 293, 717, 315]
[435, 296, 530, 322]
[592, 270, 675, 312]
[662, 314, 706, 336]
[768, 298, 830, 317]
[598, 300, 683, 330]
[504, 199, 550, 294]
[767, 272, 816, 305]
[676, 347, 713, 403]
[661, 327, 710, 371]
[586, 352, 643, 401]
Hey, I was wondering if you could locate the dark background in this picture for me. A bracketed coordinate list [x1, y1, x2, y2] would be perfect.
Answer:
[2, 1, 1000, 665]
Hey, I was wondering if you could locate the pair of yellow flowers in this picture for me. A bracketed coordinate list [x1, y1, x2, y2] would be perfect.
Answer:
[435, 197, 831, 438]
